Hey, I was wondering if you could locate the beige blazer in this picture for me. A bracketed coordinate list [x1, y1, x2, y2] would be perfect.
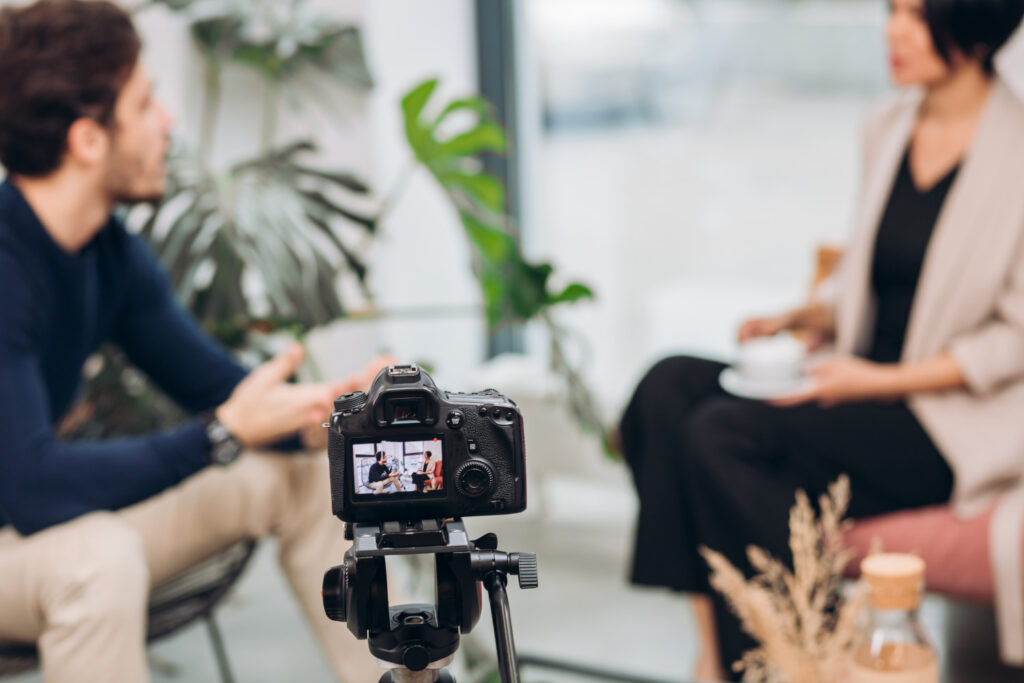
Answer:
[834, 79, 1024, 663]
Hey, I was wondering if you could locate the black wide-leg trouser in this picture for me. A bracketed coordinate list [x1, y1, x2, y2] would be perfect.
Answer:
[619, 356, 954, 679]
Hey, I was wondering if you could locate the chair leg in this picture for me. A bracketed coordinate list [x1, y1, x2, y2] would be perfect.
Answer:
[204, 613, 236, 683]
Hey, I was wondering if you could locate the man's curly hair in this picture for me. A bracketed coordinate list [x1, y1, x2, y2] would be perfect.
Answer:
[0, 0, 140, 177]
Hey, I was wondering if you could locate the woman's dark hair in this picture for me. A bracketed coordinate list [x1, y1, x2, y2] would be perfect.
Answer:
[424, 451, 432, 459]
[924, 0, 1024, 74]
[0, 0, 141, 177]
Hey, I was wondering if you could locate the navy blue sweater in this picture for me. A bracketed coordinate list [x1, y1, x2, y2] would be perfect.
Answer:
[0, 179, 249, 535]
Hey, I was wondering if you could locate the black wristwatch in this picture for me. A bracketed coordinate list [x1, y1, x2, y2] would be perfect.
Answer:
[201, 413, 243, 467]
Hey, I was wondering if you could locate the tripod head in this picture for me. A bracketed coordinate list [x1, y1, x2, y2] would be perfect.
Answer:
[323, 518, 538, 682]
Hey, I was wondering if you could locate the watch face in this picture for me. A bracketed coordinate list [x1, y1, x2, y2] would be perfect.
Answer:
[206, 418, 242, 466]
[208, 420, 231, 443]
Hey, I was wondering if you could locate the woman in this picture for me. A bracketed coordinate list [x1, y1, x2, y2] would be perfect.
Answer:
[416, 451, 439, 492]
[620, 1, 1024, 679]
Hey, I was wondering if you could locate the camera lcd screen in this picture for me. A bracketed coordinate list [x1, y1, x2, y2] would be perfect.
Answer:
[352, 437, 445, 497]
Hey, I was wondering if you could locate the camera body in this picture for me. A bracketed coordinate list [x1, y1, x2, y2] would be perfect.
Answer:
[327, 365, 526, 523]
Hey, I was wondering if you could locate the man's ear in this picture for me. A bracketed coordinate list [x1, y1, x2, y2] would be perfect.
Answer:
[65, 118, 110, 167]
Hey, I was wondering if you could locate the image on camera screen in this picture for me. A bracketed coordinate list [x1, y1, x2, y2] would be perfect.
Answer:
[353, 438, 444, 496]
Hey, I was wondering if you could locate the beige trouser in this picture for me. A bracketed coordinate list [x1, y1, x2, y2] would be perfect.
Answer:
[369, 478, 402, 493]
[0, 452, 382, 683]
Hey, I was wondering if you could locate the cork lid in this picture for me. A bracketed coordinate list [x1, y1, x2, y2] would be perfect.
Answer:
[861, 553, 925, 610]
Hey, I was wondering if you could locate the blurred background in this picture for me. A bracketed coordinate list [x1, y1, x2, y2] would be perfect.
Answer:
[4, 0, 1024, 681]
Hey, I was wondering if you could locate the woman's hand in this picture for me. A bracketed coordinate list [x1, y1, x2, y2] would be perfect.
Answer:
[739, 302, 836, 345]
[738, 313, 792, 343]
[772, 353, 969, 408]
[771, 356, 895, 407]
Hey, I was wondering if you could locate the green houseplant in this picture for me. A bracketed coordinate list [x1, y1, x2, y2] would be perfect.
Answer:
[63, 0, 378, 437]
[65, 0, 609, 455]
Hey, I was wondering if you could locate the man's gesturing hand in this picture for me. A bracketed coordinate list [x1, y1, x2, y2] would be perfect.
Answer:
[216, 343, 336, 447]
[298, 354, 399, 450]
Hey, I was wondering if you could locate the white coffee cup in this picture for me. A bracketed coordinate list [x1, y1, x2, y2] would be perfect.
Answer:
[737, 334, 806, 384]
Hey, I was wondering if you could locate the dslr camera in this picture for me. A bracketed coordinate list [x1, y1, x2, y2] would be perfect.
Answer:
[327, 364, 526, 524]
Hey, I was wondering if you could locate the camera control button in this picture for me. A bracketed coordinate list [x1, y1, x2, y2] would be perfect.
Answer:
[446, 410, 465, 429]
[466, 439, 479, 454]
[455, 460, 496, 498]
[334, 391, 367, 414]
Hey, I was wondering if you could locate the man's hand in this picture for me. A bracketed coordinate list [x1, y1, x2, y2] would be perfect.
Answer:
[771, 356, 895, 408]
[216, 343, 337, 447]
[298, 354, 399, 449]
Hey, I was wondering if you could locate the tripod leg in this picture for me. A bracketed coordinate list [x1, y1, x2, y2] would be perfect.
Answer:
[483, 573, 520, 683]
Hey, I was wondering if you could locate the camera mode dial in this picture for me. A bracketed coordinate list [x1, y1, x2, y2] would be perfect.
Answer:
[334, 391, 367, 414]
[454, 460, 496, 499]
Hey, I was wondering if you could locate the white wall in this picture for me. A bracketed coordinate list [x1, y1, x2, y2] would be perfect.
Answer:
[356, 0, 486, 390]
[998, 19, 1024, 98]
[518, 1, 1024, 411]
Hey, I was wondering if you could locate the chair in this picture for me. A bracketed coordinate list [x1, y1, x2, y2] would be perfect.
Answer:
[0, 539, 257, 683]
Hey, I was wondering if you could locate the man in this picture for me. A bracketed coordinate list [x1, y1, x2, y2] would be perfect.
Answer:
[367, 452, 403, 493]
[0, 1, 383, 680]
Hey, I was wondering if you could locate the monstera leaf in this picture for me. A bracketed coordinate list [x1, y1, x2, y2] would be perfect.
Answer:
[399, 78, 594, 330]
[396, 78, 609, 452]
[148, 0, 373, 89]
[127, 140, 375, 339]
[128, 0, 377, 346]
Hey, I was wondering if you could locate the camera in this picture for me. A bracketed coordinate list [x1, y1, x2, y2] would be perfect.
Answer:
[327, 364, 526, 524]
[323, 365, 537, 681]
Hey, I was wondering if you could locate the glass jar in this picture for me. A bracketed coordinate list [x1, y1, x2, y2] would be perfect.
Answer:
[849, 553, 938, 683]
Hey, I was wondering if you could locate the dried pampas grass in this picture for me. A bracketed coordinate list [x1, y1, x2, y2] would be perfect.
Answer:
[699, 475, 865, 683]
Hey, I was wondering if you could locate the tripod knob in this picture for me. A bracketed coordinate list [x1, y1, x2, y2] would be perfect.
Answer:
[322, 565, 347, 621]
[513, 552, 539, 589]
[402, 644, 431, 671]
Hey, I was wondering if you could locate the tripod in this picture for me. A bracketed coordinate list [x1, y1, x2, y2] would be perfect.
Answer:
[323, 519, 538, 683]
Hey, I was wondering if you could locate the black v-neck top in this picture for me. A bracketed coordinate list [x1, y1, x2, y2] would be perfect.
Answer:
[866, 148, 961, 364]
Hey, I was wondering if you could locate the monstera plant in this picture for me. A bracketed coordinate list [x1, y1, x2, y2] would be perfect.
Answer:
[64, 0, 607, 453]
[396, 79, 606, 448]
[128, 0, 378, 340]
[64, 0, 377, 437]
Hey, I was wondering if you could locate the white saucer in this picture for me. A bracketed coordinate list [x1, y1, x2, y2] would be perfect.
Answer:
[719, 367, 816, 401]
